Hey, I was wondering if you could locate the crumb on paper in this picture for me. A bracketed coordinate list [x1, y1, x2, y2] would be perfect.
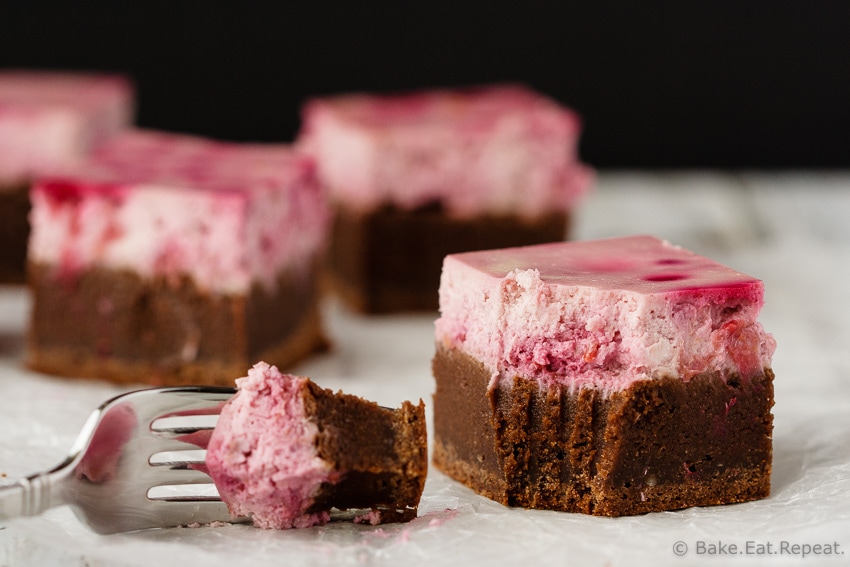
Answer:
[209, 521, 231, 528]
[177, 521, 232, 529]
[353, 509, 383, 526]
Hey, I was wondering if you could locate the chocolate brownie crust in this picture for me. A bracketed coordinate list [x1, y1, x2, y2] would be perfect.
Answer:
[27, 262, 328, 386]
[432, 345, 774, 516]
[326, 203, 569, 313]
[0, 183, 30, 284]
[303, 381, 428, 522]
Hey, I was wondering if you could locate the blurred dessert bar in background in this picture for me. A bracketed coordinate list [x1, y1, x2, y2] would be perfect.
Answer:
[27, 130, 329, 386]
[0, 70, 134, 282]
[298, 84, 593, 313]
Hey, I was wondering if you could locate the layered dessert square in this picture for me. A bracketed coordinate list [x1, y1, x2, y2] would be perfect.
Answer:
[27, 130, 329, 386]
[206, 362, 428, 529]
[0, 70, 134, 282]
[432, 235, 776, 516]
[298, 85, 593, 313]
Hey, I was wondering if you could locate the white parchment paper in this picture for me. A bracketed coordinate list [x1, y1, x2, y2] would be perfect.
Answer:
[1, 173, 848, 566]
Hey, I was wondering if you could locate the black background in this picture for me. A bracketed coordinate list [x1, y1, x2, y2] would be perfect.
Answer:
[2, 2, 849, 169]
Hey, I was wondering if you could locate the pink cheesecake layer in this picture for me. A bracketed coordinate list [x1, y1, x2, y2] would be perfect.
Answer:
[298, 84, 593, 218]
[28, 130, 329, 294]
[0, 70, 134, 184]
[206, 362, 335, 529]
[435, 235, 777, 393]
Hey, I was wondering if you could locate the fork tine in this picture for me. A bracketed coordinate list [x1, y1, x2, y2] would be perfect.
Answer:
[149, 412, 220, 450]
[149, 449, 207, 468]
[147, 468, 217, 486]
[151, 414, 219, 433]
[147, 484, 221, 502]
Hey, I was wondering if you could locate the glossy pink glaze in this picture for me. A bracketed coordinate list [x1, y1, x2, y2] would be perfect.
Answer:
[0, 70, 133, 183]
[28, 130, 329, 294]
[298, 84, 593, 218]
[435, 236, 776, 393]
[206, 362, 334, 529]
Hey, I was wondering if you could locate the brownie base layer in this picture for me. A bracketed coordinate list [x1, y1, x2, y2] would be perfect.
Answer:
[432, 345, 774, 516]
[326, 203, 570, 314]
[0, 183, 30, 284]
[27, 262, 329, 386]
[303, 380, 428, 522]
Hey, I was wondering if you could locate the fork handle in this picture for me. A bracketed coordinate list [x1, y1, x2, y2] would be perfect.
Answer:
[0, 473, 58, 520]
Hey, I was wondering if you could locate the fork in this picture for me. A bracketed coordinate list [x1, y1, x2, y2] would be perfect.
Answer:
[0, 386, 239, 534]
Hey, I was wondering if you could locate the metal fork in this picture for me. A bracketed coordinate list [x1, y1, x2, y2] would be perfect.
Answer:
[0, 386, 238, 534]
